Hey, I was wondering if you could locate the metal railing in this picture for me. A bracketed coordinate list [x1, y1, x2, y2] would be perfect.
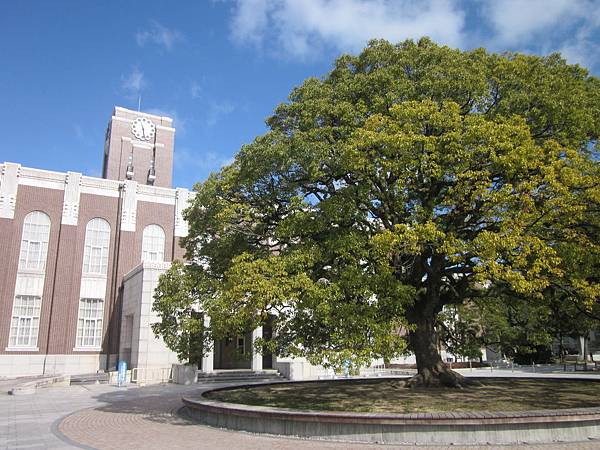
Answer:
[363, 366, 416, 377]
[130, 367, 172, 385]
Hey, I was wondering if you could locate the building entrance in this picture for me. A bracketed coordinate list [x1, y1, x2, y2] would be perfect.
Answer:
[212, 321, 274, 370]
[214, 332, 252, 369]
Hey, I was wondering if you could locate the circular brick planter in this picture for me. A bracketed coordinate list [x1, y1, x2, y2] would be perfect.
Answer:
[182, 378, 600, 445]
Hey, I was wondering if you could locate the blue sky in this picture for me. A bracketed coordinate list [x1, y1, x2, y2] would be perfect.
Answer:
[1, 0, 599, 189]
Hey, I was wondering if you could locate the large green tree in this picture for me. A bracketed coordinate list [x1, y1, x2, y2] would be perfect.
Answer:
[154, 39, 600, 386]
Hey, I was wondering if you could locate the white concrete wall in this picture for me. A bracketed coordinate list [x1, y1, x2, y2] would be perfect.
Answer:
[0, 354, 107, 377]
[274, 357, 334, 380]
[120, 264, 143, 368]
[120, 262, 181, 376]
[390, 354, 417, 365]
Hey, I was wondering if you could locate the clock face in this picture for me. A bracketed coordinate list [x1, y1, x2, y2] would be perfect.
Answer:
[131, 117, 156, 141]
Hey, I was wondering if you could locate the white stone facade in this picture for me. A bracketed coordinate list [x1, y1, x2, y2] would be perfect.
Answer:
[119, 262, 181, 373]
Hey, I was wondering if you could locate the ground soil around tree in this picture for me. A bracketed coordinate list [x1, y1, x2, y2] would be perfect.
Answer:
[204, 378, 600, 414]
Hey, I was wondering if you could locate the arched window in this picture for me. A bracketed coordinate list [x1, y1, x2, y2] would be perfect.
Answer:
[142, 224, 165, 262]
[82, 218, 111, 275]
[19, 211, 51, 271]
[10, 211, 50, 348]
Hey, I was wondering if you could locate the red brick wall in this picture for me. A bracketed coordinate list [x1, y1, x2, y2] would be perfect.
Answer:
[173, 237, 187, 261]
[47, 193, 120, 356]
[134, 201, 176, 264]
[0, 185, 64, 355]
[0, 184, 181, 363]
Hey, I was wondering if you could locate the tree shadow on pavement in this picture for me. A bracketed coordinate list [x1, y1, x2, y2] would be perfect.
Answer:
[88, 383, 204, 426]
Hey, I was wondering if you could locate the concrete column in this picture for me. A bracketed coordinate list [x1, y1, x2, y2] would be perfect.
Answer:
[202, 316, 214, 373]
[120, 180, 138, 232]
[174, 188, 190, 238]
[61, 171, 81, 225]
[251, 326, 263, 372]
[0, 162, 20, 219]
[580, 336, 587, 360]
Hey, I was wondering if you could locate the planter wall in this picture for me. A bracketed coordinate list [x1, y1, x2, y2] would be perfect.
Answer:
[172, 364, 198, 385]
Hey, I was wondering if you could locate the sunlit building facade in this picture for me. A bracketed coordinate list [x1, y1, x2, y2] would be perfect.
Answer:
[0, 106, 416, 380]
[0, 107, 191, 377]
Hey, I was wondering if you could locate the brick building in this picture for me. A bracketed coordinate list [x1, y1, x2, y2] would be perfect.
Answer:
[0, 107, 192, 377]
[0, 106, 414, 380]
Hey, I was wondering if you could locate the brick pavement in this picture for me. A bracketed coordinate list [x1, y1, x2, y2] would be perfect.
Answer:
[3, 379, 600, 449]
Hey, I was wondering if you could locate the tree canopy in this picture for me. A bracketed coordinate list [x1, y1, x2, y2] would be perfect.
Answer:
[153, 38, 600, 386]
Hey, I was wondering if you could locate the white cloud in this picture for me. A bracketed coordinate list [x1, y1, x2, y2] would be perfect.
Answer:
[231, 0, 272, 47]
[191, 81, 203, 99]
[136, 21, 183, 51]
[146, 107, 186, 133]
[230, 0, 466, 58]
[74, 124, 85, 141]
[121, 68, 146, 98]
[221, 156, 235, 167]
[481, 0, 586, 46]
[558, 18, 600, 69]
[557, 7, 600, 69]
[73, 123, 95, 148]
[227, 0, 600, 72]
[205, 101, 235, 127]
[480, 0, 600, 70]
[174, 147, 234, 172]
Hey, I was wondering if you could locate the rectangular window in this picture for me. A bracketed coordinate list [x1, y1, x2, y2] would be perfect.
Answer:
[76, 298, 104, 348]
[143, 249, 161, 261]
[83, 245, 109, 275]
[236, 336, 245, 355]
[8, 295, 42, 348]
[19, 239, 48, 270]
[142, 225, 165, 262]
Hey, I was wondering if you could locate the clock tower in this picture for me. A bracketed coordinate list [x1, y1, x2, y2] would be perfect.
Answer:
[102, 106, 175, 188]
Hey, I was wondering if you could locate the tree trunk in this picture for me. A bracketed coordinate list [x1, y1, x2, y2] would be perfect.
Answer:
[405, 313, 468, 388]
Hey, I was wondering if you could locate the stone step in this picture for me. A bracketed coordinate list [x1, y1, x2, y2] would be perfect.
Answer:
[197, 374, 284, 380]
[198, 369, 279, 376]
[196, 370, 285, 383]
[9, 375, 71, 395]
[70, 373, 109, 385]
[198, 376, 285, 384]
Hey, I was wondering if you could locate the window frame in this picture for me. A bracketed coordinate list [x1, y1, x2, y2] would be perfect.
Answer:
[141, 224, 166, 262]
[18, 211, 51, 271]
[236, 336, 245, 355]
[7, 295, 42, 349]
[82, 218, 111, 275]
[75, 297, 105, 349]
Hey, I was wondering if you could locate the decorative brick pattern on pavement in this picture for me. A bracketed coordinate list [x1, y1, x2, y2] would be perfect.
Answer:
[3, 379, 600, 449]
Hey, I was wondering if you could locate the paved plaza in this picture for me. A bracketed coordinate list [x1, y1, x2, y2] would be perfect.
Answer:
[3, 370, 600, 449]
